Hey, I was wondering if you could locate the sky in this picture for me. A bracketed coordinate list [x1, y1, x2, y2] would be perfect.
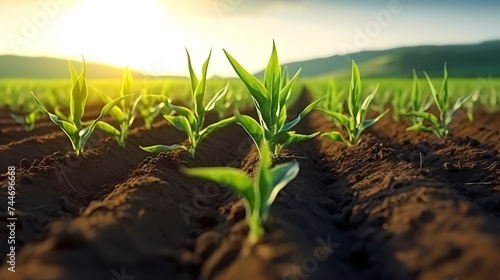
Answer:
[1, 0, 499, 76]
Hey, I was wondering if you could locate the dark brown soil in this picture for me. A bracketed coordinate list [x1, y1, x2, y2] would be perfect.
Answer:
[1, 90, 499, 280]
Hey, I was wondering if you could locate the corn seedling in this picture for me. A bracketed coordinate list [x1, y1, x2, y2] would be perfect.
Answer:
[137, 88, 167, 129]
[391, 88, 409, 122]
[182, 141, 299, 243]
[94, 66, 143, 147]
[224, 41, 325, 156]
[319, 61, 388, 145]
[406, 63, 474, 139]
[479, 77, 499, 112]
[321, 80, 345, 127]
[31, 58, 130, 155]
[10, 109, 39, 132]
[141, 49, 234, 158]
[464, 88, 480, 123]
[406, 69, 432, 125]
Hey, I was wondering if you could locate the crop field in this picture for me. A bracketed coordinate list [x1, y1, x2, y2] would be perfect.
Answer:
[0, 41, 499, 280]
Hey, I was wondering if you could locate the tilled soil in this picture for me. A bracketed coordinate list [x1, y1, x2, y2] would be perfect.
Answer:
[0, 90, 499, 280]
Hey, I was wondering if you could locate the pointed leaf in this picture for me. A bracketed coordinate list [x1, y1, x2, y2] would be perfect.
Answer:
[223, 49, 270, 121]
[169, 103, 196, 126]
[267, 160, 299, 206]
[234, 111, 265, 151]
[406, 123, 434, 133]
[182, 167, 255, 210]
[281, 131, 319, 148]
[96, 90, 126, 123]
[140, 144, 188, 153]
[205, 83, 229, 112]
[279, 69, 301, 108]
[193, 49, 212, 120]
[424, 71, 441, 113]
[322, 131, 349, 144]
[79, 95, 132, 146]
[348, 61, 361, 119]
[265, 41, 281, 123]
[279, 95, 325, 133]
[406, 111, 440, 128]
[198, 116, 235, 143]
[95, 121, 121, 137]
[412, 69, 421, 110]
[316, 108, 351, 130]
[69, 57, 88, 129]
[32, 92, 79, 145]
[446, 90, 474, 125]
[164, 115, 193, 139]
[185, 48, 199, 96]
[358, 109, 388, 136]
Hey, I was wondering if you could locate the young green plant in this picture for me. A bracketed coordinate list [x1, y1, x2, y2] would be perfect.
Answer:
[406, 63, 474, 139]
[224, 41, 325, 156]
[321, 79, 345, 127]
[137, 85, 168, 129]
[140, 49, 234, 158]
[32, 58, 130, 155]
[182, 141, 299, 244]
[94, 66, 143, 147]
[10, 109, 38, 132]
[319, 61, 388, 145]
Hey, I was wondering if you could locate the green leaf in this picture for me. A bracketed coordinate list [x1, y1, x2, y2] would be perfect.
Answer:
[267, 160, 299, 207]
[316, 108, 351, 130]
[185, 48, 199, 97]
[223, 49, 270, 120]
[322, 131, 350, 144]
[96, 121, 121, 137]
[279, 95, 325, 133]
[446, 90, 474, 125]
[182, 166, 255, 210]
[277, 104, 288, 129]
[205, 83, 229, 112]
[79, 95, 133, 147]
[440, 62, 449, 112]
[169, 103, 197, 127]
[140, 144, 188, 153]
[358, 85, 379, 124]
[265, 40, 281, 123]
[358, 109, 388, 136]
[96, 90, 126, 123]
[54, 105, 68, 121]
[348, 61, 361, 120]
[32, 91, 79, 146]
[281, 131, 319, 148]
[279, 68, 301, 108]
[256, 141, 272, 214]
[406, 111, 440, 128]
[424, 71, 441, 113]
[193, 49, 212, 120]
[198, 116, 235, 143]
[128, 93, 143, 126]
[10, 113, 25, 126]
[406, 123, 434, 133]
[164, 115, 193, 140]
[234, 111, 265, 151]
[412, 69, 421, 111]
[69, 57, 88, 130]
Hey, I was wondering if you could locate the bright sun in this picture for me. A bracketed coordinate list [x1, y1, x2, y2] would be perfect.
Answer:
[55, 0, 184, 73]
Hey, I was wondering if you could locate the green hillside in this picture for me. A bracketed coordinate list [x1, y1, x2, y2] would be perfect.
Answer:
[258, 39, 500, 78]
[0, 55, 145, 79]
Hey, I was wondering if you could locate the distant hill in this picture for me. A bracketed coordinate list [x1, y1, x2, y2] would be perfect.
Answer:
[2, 40, 499, 79]
[257, 39, 500, 78]
[0, 55, 145, 79]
